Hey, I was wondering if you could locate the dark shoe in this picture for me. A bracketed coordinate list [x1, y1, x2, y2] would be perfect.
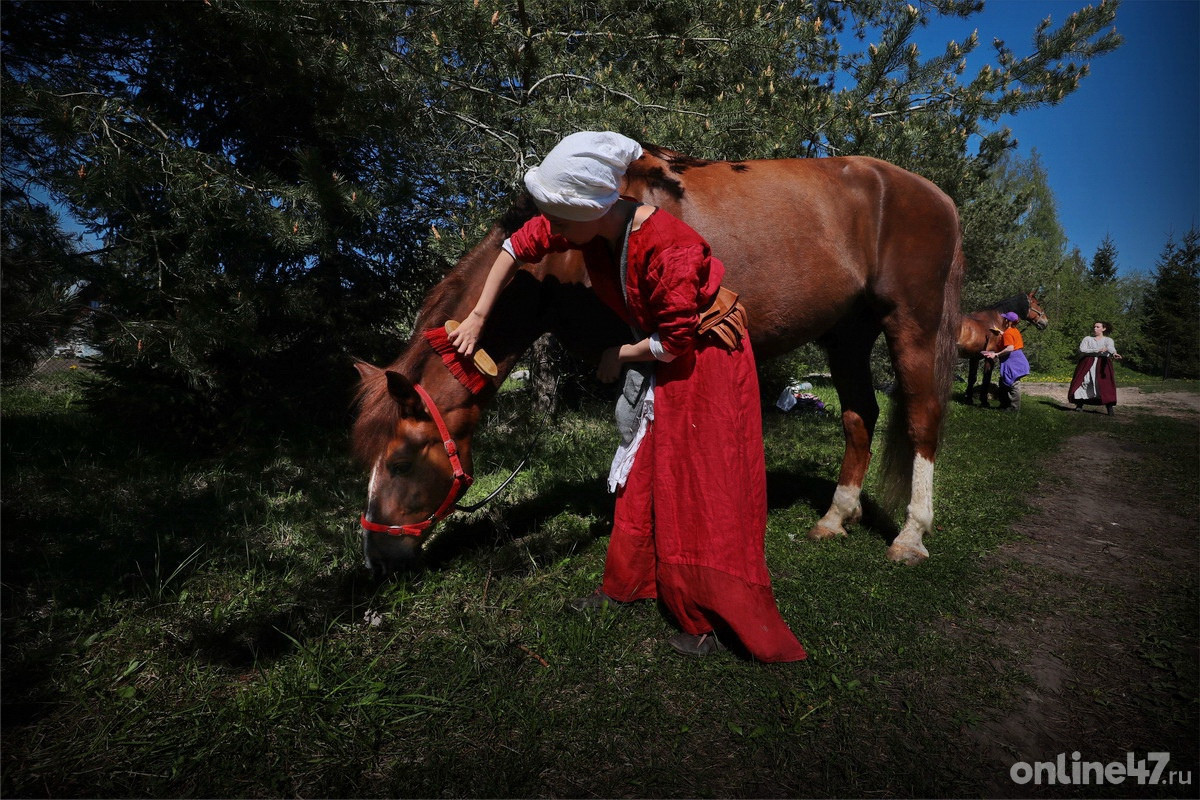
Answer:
[1106, 405, 1115, 416]
[1074, 404, 1083, 411]
[567, 590, 626, 612]
[668, 632, 725, 657]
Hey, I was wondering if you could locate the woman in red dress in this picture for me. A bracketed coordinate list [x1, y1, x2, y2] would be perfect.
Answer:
[449, 132, 805, 662]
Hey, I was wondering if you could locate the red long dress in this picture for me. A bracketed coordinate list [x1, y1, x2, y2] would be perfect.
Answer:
[509, 211, 807, 662]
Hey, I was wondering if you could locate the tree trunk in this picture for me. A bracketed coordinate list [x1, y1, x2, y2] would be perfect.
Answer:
[529, 333, 559, 416]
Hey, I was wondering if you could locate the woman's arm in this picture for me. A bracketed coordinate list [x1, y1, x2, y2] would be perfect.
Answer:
[1079, 336, 1104, 354]
[596, 338, 656, 383]
[449, 216, 565, 356]
[448, 249, 522, 356]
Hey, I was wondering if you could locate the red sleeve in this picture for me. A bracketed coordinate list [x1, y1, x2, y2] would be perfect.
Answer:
[507, 215, 571, 263]
[646, 244, 707, 357]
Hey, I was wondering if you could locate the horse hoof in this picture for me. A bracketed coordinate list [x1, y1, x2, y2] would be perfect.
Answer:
[886, 542, 929, 565]
[807, 524, 846, 542]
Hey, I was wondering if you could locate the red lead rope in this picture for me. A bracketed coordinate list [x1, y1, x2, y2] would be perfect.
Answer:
[360, 383, 474, 537]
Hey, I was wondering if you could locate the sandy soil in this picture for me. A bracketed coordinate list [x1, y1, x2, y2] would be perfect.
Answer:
[961, 382, 1200, 796]
[1019, 380, 1200, 420]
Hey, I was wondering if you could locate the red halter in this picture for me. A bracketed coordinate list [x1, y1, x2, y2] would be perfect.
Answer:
[360, 383, 473, 538]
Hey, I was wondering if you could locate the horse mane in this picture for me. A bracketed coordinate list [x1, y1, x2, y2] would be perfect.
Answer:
[634, 143, 748, 200]
[499, 191, 540, 235]
[352, 370, 401, 466]
[987, 294, 1030, 316]
[410, 193, 540, 333]
[353, 195, 543, 466]
[641, 142, 716, 170]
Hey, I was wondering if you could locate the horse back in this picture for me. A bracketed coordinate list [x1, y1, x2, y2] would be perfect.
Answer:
[623, 152, 962, 354]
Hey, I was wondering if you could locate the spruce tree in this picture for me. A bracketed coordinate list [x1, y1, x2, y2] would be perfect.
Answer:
[0, 190, 90, 378]
[1141, 228, 1200, 379]
[1089, 234, 1119, 284]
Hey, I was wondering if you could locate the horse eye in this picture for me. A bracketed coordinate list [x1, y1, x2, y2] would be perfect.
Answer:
[388, 461, 413, 477]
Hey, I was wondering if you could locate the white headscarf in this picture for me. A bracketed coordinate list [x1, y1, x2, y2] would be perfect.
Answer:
[524, 131, 644, 221]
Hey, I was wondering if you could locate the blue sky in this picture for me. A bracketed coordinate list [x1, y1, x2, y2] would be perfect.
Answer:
[911, 0, 1199, 276]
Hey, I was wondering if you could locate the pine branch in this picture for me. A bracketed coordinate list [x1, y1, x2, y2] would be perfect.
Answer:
[523, 73, 708, 118]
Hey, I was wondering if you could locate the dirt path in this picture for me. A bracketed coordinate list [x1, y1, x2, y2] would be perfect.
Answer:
[1019, 380, 1200, 419]
[966, 383, 1199, 796]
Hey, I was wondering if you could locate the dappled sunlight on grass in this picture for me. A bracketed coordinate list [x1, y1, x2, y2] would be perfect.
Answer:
[3, 371, 1196, 797]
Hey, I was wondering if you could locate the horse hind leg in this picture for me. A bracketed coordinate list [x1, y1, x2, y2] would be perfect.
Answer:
[808, 328, 878, 542]
[887, 451, 934, 565]
[879, 332, 950, 566]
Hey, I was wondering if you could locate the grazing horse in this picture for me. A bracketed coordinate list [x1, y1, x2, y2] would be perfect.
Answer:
[354, 146, 965, 574]
[957, 293, 1049, 406]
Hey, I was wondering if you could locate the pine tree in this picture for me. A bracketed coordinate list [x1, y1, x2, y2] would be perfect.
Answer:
[1, 0, 1124, 435]
[0, 190, 90, 378]
[960, 150, 1066, 309]
[3, 0, 429, 433]
[1141, 228, 1200, 379]
[1089, 234, 1118, 284]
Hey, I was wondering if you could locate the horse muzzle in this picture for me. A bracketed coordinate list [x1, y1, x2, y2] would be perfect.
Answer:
[362, 526, 424, 576]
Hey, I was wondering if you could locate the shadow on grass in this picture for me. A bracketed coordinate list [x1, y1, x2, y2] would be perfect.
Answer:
[0, 407, 375, 675]
[2, 398, 896, 679]
[6, 420, 291, 600]
[418, 475, 615, 571]
[405, 464, 901, 577]
[765, 469, 898, 545]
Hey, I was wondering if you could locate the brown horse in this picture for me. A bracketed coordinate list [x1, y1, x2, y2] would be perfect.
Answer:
[354, 146, 965, 573]
[957, 293, 1049, 406]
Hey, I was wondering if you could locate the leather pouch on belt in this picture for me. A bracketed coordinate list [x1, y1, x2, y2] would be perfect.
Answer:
[697, 286, 748, 351]
[615, 363, 652, 447]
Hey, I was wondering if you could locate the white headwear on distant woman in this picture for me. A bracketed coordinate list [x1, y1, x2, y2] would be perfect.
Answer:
[523, 131, 644, 221]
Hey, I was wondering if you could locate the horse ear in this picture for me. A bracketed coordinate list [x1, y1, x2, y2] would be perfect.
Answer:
[384, 370, 427, 418]
[354, 361, 381, 381]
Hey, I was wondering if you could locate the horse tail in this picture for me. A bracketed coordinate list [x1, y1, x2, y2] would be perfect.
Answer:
[879, 222, 965, 513]
[937, 237, 967, 415]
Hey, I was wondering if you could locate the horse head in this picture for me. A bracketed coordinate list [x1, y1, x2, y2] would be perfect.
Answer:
[1025, 291, 1049, 330]
[349, 208, 635, 575]
[352, 360, 481, 575]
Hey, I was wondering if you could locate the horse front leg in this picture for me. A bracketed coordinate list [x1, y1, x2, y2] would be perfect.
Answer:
[808, 334, 878, 541]
[978, 358, 994, 408]
[964, 357, 979, 404]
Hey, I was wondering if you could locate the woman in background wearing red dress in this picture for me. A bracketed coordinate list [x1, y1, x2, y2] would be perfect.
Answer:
[449, 132, 806, 662]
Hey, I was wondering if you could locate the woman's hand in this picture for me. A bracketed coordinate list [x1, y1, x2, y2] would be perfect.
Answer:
[447, 312, 485, 356]
[597, 345, 623, 383]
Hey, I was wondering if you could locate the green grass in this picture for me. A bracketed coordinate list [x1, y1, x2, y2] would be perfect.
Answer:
[2, 369, 1196, 797]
